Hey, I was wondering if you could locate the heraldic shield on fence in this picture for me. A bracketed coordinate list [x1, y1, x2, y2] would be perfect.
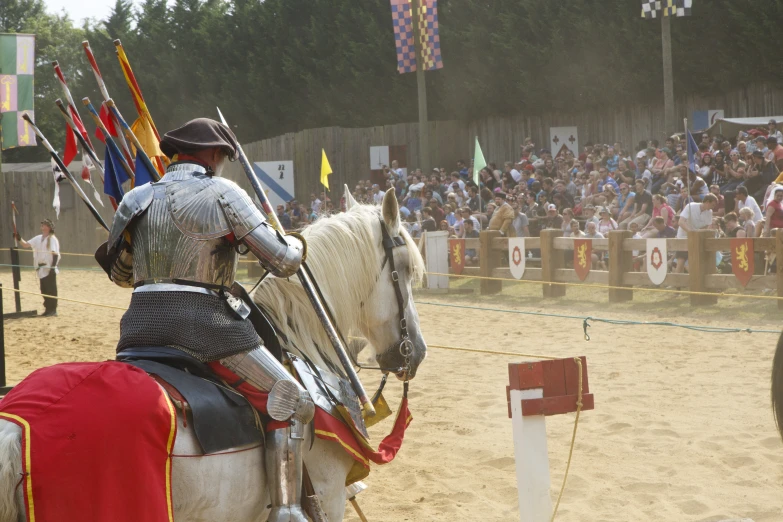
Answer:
[449, 238, 465, 275]
[730, 238, 754, 288]
[508, 237, 526, 280]
[646, 238, 668, 285]
[573, 239, 591, 281]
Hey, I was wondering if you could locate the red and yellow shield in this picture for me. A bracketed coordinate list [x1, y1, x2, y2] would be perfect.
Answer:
[449, 238, 465, 275]
[730, 238, 754, 287]
[574, 239, 592, 281]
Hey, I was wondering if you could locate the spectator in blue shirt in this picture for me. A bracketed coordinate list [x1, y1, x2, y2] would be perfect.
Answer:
[457, 160, 469, 180]
[276, 204, 292, 229]
[596, 167, 619, 193]
[404, 188, 423, 213]
[605, 147, 620, 173]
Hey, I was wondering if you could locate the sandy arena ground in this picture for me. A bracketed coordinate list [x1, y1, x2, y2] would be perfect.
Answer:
[1, 268, 782, 521]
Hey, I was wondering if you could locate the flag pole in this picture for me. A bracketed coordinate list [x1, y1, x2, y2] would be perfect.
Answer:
[410, 0, 430, 173]
[83, 98, 135, 182]
[106, 99, 161, 182]
[21, 114, 109, 231]
[661, 13, 675, 136]
[684, 118, 690, 202]
[81, 41, 134, 162]
[55, 99, 104, 180]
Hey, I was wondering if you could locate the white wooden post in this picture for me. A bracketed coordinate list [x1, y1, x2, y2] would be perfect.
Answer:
[425, 230, 449, 290]
[510, 387, 552, 522]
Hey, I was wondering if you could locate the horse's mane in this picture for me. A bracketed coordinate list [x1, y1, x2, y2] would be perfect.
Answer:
[252, 202, 424, 372]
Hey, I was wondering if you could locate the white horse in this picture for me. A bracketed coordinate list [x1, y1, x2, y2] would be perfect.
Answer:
[0, 186, 427, 522]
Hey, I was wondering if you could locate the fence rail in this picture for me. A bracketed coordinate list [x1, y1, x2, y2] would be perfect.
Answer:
[443, 229, 783, 309]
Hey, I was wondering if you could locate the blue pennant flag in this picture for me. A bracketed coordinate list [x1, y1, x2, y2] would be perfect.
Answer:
[104, 140, 129, 203]
[686, 128, 699, 174]
[134, 153, 156, 187]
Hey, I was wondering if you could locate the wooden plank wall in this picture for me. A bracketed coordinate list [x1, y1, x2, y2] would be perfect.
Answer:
[6, 81, 783, 258]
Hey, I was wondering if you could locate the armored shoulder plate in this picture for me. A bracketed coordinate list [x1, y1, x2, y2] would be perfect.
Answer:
[167, 176, 265, 240]
[107, 183, 156, 253]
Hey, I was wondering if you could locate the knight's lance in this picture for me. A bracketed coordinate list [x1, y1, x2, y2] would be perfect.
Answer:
[106, 99, 160, 182]
[55, 98, 105, 180]
[216, 107, 376, 417]
[21, 114, 109, 231]
[82, 97, 135, 182]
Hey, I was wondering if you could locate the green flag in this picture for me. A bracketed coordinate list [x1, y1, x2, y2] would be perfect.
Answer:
[473, 136, 486, 185]
[0, 33, 36, 150]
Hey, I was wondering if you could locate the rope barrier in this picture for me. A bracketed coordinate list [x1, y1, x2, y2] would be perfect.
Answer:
[426, 271, 783, 302]
[1, 287, 128, 311]
[416, 301, 782, 336]
[551, 357, 582, 522]
[0, 248, 259, 263]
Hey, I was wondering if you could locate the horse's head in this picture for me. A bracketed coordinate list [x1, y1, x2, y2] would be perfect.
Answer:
[345, 185, 427, 380]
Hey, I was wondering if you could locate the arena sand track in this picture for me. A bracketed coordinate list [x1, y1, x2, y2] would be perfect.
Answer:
[2, 269, 782, 521]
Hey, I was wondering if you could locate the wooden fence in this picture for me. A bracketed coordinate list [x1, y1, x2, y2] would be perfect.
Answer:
[225, 81, 783, 200]
[447, 229, 783, 310]
[5, 80, 783, 263]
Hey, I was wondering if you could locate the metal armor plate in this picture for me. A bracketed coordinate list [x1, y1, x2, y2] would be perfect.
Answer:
[166, 171, 265, 240]
[289, 353, 368, 439]
[107, 182, 155, 253]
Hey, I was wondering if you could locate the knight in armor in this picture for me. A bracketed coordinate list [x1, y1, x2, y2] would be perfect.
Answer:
[100, 118, 313, 522]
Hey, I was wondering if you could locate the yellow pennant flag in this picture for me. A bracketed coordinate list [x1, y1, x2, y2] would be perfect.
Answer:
[131, 115, 164, 158]
[320, 149, 332, 189]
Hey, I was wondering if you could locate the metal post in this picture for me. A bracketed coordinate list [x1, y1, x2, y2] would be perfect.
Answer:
[411, 0, 430, 173]
[661, 14, 675, 137]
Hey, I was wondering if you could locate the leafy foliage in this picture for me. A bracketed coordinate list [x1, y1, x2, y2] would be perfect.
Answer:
[1, 0, 780, 162]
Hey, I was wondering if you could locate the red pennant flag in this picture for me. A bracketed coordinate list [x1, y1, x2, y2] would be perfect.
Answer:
[63, 126, 78, 166]
[449, 238, 466, 275]
[94, 103, 118, 143]
[574, 239, 592, 281]
[730, 238, 754, 287]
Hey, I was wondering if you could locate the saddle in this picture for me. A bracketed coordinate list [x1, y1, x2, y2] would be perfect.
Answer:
[118, 347, 263, 454]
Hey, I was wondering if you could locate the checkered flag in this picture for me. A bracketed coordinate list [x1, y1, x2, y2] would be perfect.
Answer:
[676, 0, 692, 16]
[641, 0, 661, 19]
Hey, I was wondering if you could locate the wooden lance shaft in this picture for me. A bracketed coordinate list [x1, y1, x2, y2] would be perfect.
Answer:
[55, 98, 105, 181]
[216, 108, 376, 417]
[21, 114, 109, 231]
[82, 98, 135, 182]
[106, 99, 160, 182]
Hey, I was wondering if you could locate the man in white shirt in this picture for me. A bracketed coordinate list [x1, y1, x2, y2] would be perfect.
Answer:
[734, 186, 763, 222]
[504, 162, 522, 183]
[674, 194, 718, 274]
[17, 219, 60, 316]
[371, 184, 384, 205]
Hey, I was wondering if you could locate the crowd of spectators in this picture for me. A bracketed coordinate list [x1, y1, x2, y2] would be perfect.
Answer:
[276, 120, 783, 271]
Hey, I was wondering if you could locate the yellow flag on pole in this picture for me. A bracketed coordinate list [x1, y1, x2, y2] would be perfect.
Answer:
[320, 149, 332, 189]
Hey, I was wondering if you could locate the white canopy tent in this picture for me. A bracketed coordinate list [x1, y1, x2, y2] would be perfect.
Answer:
[703, 116, 783, 137]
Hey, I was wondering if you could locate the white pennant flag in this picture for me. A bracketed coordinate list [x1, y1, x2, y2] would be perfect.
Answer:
[646, 238, 668, 285]
[508, 237, 526, 279]
[81, 151, 104, 207]
[51, 158, 65, 219]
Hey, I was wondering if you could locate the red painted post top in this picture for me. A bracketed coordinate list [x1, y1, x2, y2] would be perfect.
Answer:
[506, 357, 595, 418]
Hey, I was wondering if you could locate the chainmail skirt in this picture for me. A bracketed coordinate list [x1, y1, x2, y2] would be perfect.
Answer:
[117, 291, 261, 362]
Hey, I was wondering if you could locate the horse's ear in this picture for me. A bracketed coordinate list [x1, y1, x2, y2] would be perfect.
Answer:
[382, 188, 400, 233]
[344, 184, 357, 211]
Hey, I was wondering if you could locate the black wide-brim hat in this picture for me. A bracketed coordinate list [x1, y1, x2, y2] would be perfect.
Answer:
[160, 118, 239, 161]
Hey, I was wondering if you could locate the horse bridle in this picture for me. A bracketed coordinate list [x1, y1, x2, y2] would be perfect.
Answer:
[379, 218, 414, 379]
